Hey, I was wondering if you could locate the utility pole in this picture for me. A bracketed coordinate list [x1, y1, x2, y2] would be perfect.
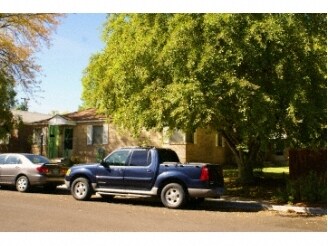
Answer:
[20, 97, 29, 111]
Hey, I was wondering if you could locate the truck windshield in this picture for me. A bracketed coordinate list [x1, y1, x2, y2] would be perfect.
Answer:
[158, 149, 180, 163]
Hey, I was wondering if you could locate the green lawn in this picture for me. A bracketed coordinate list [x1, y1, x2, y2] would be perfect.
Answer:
[223, 166, 290, 202]
[261, 167, 289, 174]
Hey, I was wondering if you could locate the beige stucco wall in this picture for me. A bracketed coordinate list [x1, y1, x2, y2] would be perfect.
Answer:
[71, 123, 163, 163]
[30, 123, 233, 165]
[163, 128, 232, 164]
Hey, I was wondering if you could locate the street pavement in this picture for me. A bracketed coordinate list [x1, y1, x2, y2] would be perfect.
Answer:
[57, 185, 327, 215]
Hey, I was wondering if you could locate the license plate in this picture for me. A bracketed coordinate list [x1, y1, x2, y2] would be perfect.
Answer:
[52, 169, 59, 175]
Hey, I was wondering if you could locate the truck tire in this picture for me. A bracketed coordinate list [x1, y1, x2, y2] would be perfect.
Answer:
[160, 183, 186, 209]
[71, 177, 92, 201]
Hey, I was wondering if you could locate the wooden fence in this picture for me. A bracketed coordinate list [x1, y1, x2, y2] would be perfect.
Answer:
[289, 149, 327, 180]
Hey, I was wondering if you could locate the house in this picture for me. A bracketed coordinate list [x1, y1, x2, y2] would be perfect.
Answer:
[0, 110, 51, 153]
[29, 108, 233, 165]
[2, 108, 286, 166]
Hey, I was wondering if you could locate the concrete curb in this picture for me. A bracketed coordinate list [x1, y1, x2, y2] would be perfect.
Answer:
[266, 204, 327, 215]
[220, 197, 327, 215]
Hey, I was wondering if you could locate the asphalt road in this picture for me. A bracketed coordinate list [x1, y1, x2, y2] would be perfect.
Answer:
[0, 186, 326, 232]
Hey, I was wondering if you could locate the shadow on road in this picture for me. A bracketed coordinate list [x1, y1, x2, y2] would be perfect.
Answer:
[1, 185, 266, 212]
[0, 185, 71, 195]
[90, 195, 266, 213]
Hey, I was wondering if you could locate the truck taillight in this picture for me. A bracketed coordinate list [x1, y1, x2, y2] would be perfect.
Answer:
[200, 166, 209, 181]
[37, 166, 49, 174]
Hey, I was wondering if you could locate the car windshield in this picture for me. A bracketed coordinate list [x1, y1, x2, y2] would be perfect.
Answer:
[25, 155, 50, 164]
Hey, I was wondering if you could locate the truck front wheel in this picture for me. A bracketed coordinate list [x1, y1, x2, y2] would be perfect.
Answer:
[160, 183, 186, 209]
[71, 177, 92, 201]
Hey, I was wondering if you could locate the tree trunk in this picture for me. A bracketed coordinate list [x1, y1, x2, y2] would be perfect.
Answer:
[220, 131, 257, 185]
[236, 157, 255, 185]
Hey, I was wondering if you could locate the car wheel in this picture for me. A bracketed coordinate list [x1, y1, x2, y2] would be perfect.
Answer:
[71, 177, 92, 201]
[160, 183, 186, 209]
[16, 176, 30, 192]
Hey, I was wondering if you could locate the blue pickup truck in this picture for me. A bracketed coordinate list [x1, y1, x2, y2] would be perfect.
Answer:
[65, 147, 224, 209]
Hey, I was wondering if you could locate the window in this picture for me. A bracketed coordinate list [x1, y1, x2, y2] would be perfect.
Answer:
[163, 127, 196, 144]
[64, 128, 73, 150]
[92, 126, 103, 144]
[129, 150, 150, 166]
[25, 155, 50, 164]
[33, 127, 47, 145]
[6, 156, 21, 164]
[104, 150, 130, 166]
[158, 149, 180, 163]
[185, 131, 196, 144]
[0, 155, 7, 164]
[87, 124, 109, 145]
[216, 132, 225, 147]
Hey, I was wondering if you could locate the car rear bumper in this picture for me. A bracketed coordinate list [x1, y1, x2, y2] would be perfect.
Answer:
[188, 187, 224, 198]
[29, 175, 65, 186]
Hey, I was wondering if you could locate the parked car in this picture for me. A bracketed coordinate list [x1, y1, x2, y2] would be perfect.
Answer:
[65, 146, 224, 209]
[0, 153, 67, 192]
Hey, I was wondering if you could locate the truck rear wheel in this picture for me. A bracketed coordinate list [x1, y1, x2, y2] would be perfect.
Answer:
[71, 177, 92, 201]
[160, 183, 186, 209]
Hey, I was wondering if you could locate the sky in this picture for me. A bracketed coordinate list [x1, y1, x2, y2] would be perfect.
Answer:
[17, 13, 107, 114]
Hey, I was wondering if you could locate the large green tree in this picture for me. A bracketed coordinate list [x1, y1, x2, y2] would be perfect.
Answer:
[0, 14, 62, 139]
[82, 14, 327, 183]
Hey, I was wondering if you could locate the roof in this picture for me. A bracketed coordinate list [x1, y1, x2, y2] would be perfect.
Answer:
[62, 108, 107, 122]
[25, 108, 107, 126]
[12, 110, 52, 124]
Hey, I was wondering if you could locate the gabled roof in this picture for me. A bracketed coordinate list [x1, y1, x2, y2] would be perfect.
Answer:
[29, 108, 108, 126]
[12, 110, 52, 124]
[62, 108, 107, 122]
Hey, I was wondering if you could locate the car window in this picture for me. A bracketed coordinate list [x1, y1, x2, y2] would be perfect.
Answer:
[103, 150, 130, 166]
[0, 155, 7, 164]
[158, 149, 180, 163]
[25, 155, 50, 164]
[129, 150, 150, 166]
[5, 155, 22, 164]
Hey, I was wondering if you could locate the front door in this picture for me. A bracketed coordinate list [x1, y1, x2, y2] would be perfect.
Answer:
[48, 125, 59, 158]
[63, 128, 73, 159]
[96, 149, 130, 189]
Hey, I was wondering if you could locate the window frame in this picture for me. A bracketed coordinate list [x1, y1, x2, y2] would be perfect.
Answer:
[128, 149, 151, 167]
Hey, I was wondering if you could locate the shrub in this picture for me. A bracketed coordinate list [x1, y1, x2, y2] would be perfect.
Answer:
[286, 171, 327, 203]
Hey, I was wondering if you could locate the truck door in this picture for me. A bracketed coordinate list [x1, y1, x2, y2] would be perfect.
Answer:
[124, 149, 155, 190]
[96, 149, 130, 189]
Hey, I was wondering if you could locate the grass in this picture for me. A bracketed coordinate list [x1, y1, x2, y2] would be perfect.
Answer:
[223, 166, 290, 203]
[223, 166, 326, 207]
[261, 167, 289, 174]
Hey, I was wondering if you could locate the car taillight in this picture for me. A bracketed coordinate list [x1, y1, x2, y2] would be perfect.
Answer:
[37, 166, 49, 174]
[200, 166, 209, 181]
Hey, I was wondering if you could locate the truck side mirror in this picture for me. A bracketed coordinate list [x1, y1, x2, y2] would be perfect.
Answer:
[100, 160, 109, 167]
